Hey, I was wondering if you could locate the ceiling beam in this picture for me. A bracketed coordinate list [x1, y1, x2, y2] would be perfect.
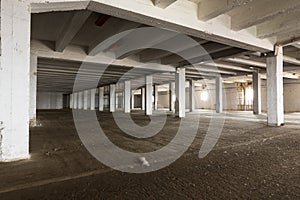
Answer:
[161, 42, 231, 65]
[56, 10, 92, 52]
[257, 12, 300, 39]
[87, 0, 274, 52]
[88, 18, 141, 56]
[231, 0, 300, 31]
[224, 57, 266, 68]
[31, 0, 90, 13]
[198, 0, 251, 21]
[151, 0, 177, 8]
[276, 29, 300, 46]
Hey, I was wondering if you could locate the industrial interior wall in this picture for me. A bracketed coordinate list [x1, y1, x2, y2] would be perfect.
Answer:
[37, 92, 63, 109]
[261, 79, 300, 113]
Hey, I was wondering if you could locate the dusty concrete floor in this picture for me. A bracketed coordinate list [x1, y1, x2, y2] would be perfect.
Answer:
[0, 110, 299, 200]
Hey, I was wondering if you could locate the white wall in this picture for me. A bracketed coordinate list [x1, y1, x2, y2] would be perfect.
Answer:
[37, 92, 63, 109]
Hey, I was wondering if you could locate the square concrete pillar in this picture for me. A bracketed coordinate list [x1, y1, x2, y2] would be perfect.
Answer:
[131, 91, 135, 110]
[110, 84, 116, 112]
[0, 0, 31, 161]
[253, 71, 261, 115]
[78, 92, 83, 109]
[216, 76, 223, 113]
[124, 81, 131, 113]
[83, 90, 89, 110]
[169, 82, 175, 112]
[90, 89, 96, 110]
[145, 75, 153, 115]
[141, 88, 145, 110]
[30, 54, 38, 127]
[99, 87, 104, 111]
[189, 80, 195, 112]
[267, 47, 284, 126]
[175, 68, 186, 118]
[154, 85, 159, 110]
[73, 93, 78, 109]
[70, 94, 74, 109]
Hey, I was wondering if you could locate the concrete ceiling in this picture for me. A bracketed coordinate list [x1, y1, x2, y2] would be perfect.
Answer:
[30, 0, 300, 93]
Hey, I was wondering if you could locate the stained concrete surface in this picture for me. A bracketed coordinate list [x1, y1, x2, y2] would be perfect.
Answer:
[0, 110, 299, 199]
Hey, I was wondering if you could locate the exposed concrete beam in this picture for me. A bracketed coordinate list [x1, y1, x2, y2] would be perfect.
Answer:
[224, 57, 266, 68]
[283, 56, 300, 66]
[198, 0, 251, 21]
[87, 0, 274, 52]
[56, 11, 92, 52]
[276, 30, 300, 46]
[151, 0, 177, 8]
[31, 0, 90, 13]
[257, 12, 300, 39]
[291, 43, 300, 49]
[88, 18, 141, 56]
[231, 0, 300, 31]
[161, 42, 231, 65]
[31, 40, 175, 72]
[201, 62, 254, 72]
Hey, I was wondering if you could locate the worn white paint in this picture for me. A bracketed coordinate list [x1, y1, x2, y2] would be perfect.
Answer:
[124, 81, 131, 113]
[189, 80, 195, 112]
[175, 68, 186, 118]
[253, 71, 261, 115]
[215, 77, 223, 113]
[0, 0, 31, 161]
[90, 89, 96, 110]
[30, 54, 38, 126]
[267, 47, 284, 126]
[110, 84, 116, 112]
[99, 87, 104, 111]
[145, 75, 153, 115]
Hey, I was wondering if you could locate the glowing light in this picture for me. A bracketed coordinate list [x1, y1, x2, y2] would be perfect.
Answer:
[201, 91, 208, 101]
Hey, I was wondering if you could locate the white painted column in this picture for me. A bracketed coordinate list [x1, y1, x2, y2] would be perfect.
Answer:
[99, 87, 104, 111]
[110, 84, 116, 112]
[124, 81, 131, 113]
[154, 85, 159, 110]
[216, 77, 223, 113]
[145, 75, 153, 115]
[175, 68, 186, 118]
[131, 91, 135, 110]
[83, 90, 89, 110]
[78, 92, 83, 109]
[30, 54, 38, 126]
[253, 71, 261, 115]
[189, 80, 195, 112]
[73, 93, 78, 109]
[90, 89, 96, 110]
[70, 94, 74, 109]
[141, 88, 145, 110]
[267, 47, 284, 126]
[169, 82, 175, 112]
[0, 0, 31, 161]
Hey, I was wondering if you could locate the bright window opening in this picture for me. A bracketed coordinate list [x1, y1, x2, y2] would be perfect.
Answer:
[200, 91, 208, 101]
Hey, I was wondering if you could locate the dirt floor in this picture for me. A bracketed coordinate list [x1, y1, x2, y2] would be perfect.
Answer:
[0, 110, 299, 200]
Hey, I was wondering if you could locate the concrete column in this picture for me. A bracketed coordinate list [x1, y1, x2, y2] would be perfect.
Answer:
[216, 77, 223, 113]
[154, 85, 159, 110]
[73, 93, 78, 109]
[90, 89, 96, 110]
[110, 84, 116, 112]
[83, 90, 89, 110]
[175, 68, 186, 118]
[70, 94, 74, 109]
[189, 80, 195, 112]
[169, 82, 175, 112]
[0, 0, 31, 161]
[30, 54, 38, 127]
[124, 81, 131, 113]
[141, 88, 145, 110]
[99, 87, 104, 111]
[267, 47, 284, 126]
[78, 92, 83, 109]
[145, 75, 153, 115]
[253, 71, 261, 115]
[131, 91, 135, 110]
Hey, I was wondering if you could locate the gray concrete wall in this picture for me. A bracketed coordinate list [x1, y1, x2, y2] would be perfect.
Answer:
[37, 92, 63, 110]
